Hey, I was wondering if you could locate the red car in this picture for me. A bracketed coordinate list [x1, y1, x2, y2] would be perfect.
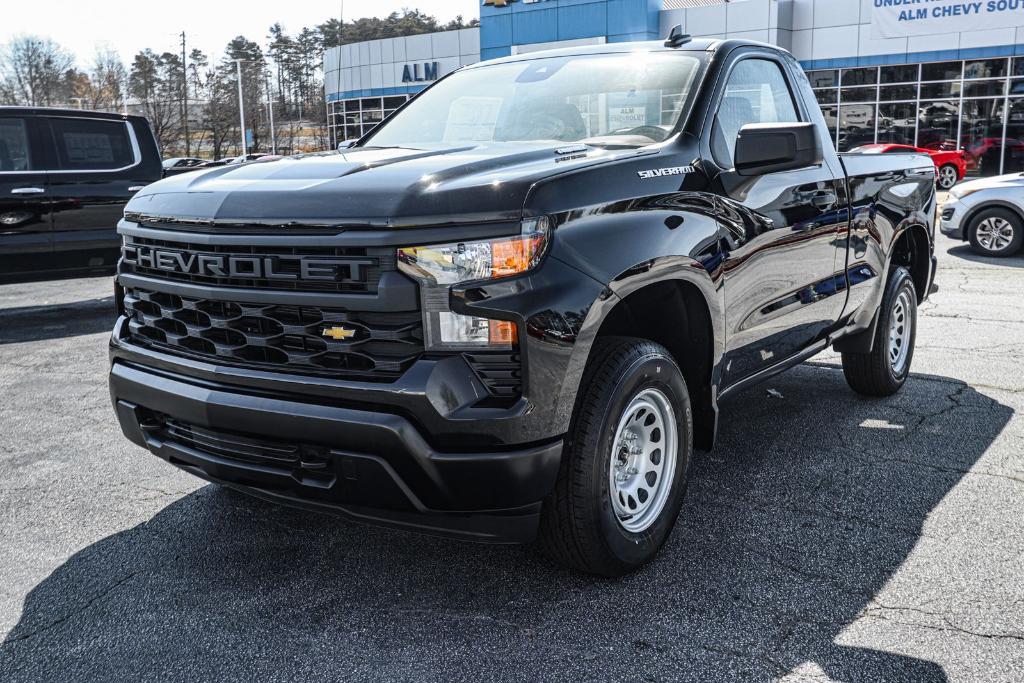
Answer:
[852, 143, 967, 190]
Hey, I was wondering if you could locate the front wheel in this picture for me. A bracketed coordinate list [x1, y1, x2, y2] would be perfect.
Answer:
[841, 267, 918, 397]
[538, 337, 692, 577]
[967, 208, 1024, 257]
[936, 164, 959, 190]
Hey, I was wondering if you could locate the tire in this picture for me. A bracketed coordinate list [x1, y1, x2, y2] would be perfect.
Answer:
[937, 164, 959, 190]
[967, 207, 1024, 257]
[537, 337, 693, 576]
[841, 267, 917, 397]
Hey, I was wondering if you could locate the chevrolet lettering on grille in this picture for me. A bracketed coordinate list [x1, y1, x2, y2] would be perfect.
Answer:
[122, 244, 375, 283]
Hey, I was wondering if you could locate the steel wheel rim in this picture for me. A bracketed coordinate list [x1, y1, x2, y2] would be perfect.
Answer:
[888, 290, 913, 375]
[609, 388, 677, 533]
[939, 167, 957, 188]
[977, 217, 1015, 251]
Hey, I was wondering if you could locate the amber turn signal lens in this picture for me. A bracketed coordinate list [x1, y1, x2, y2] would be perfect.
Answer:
[489, 320, 517, 345]
[491, 234, 546, 279]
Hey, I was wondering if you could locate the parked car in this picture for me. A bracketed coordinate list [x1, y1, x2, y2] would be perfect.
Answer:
[941, 173, 1024, 256]
[108, 34, 936, 576]
[162, 157, 205, 169]
[0, 107, 161, 281]
[162, 157, 210, 178]
[852, 143, 967, 189]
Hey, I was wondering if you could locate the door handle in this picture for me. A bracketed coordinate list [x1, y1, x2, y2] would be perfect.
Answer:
[811, 191, 838, 209]
[11, 187, 45, 195]
[128, 185, 147, 192]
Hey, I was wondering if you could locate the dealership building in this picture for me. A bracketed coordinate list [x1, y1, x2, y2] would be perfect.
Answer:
[324, 0, 1024, 176]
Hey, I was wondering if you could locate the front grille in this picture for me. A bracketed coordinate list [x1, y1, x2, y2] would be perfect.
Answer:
[121, 235, 394, 294]
[161, 418, 305, 468]
[124, 286, 423, 381]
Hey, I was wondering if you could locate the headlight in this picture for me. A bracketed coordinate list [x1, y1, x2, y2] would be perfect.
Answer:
[397, 217, 550, 350]
[950, 186, 983, 200]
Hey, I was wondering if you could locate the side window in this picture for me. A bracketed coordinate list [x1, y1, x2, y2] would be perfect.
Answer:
[48, 117, 135, 171]
[713, 59, 800, 167]
[0, 118, 32, 172]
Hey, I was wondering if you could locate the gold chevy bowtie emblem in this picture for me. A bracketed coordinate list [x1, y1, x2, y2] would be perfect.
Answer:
[322, 326, 357, 341]
[483, 0, 517, 6]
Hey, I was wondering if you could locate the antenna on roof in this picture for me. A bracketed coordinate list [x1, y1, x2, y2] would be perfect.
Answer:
[664, 24, 693, 49]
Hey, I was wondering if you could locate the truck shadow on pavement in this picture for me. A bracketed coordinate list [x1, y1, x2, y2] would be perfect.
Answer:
[0, 364, 1012, 681]
[0, 297, 116, 344]
[946, 244, 1024, 269]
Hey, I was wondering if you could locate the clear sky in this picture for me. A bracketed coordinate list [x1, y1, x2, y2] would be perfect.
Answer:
[2, 0, 481, 67]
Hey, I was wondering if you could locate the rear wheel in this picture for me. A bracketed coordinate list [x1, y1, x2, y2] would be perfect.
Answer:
[538, 337, 692, 577]
[967, 208, 1024, 257]
[937, 164, 959, 190]
[841, 267, 917, 397]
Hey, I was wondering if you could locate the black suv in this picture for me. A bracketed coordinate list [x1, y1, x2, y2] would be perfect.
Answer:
[0, 108, 161, 281]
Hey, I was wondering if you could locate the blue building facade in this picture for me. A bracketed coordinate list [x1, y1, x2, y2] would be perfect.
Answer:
[479, 0, 663, 61]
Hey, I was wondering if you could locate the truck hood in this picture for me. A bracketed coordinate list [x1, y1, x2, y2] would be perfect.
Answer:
[127, 142, 635, 228]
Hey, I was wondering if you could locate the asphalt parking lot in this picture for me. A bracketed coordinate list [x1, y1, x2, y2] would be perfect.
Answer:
[1, 228, 1022, 682]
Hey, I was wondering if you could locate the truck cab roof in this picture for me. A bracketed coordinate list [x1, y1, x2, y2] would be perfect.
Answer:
[463, 38, 782, 70]
[0, 106, 145, 124]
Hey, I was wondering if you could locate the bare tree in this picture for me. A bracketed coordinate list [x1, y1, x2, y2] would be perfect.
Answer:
[88, 48, 127, 111]
[0, 35, 75, 106]
[130, 49, 182, 154]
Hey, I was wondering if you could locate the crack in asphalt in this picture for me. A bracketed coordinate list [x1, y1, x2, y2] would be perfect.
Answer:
[862, 604, 1024, 642]
[0, 568, 149, 648]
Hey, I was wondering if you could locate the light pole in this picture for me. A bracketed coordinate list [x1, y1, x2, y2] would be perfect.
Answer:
[234, 59, 247, 156]
[265, 71, 276, 155]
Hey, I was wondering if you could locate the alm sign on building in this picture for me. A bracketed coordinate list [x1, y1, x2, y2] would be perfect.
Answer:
[872, 0, 1024, 38]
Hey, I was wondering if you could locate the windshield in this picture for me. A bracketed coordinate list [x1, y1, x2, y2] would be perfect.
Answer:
[363, 51, 703, 149]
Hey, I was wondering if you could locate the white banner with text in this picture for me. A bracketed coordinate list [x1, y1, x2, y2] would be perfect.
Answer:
[872, 0, 1024, 38]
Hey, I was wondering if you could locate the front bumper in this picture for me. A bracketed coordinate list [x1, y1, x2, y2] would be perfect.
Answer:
[110, 360, 563, 543]
[940, 198, 968, 240]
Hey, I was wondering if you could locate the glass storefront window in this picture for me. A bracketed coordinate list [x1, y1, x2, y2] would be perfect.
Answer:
[841, 86, 877, 103]
[922, 61, 962, 82]
[821, 105, 838, 142]
[842, 68, 877, 86]
[964, 59, 1007, 80]
[918, 100, 959, 150]
[807, 70, 838, 88]
[838, 103, 877, 151]
[879, 84, 918, 101]
[329, 95, 411, 148]
[961, 98, 1008, 176]
[963, 80, 1006, 99]
[921, 81, 960, 99]
[1004, 99, 1024, 172]
[881, 65, 918, 84]
[878, 103, 917, 145]
[814, 88, 837, 105]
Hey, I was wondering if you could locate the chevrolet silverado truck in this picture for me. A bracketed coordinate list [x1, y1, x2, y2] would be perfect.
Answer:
[109, 33, 937, 576]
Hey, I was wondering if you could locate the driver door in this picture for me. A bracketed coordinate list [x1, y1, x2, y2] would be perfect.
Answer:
[705, 53, 848, 386]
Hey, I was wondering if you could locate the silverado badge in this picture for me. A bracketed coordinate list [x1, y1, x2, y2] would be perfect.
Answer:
[321, 326, 358, 341]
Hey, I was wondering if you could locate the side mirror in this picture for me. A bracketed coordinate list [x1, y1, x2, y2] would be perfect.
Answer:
[337, 140, 357, 151]
[734, 122, 822, 176]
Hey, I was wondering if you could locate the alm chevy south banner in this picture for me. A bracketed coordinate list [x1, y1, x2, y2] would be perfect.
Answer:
[872, 0, 1024, 38]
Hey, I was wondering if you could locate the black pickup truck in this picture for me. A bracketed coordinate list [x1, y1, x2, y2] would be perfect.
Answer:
[0, 108, 161, 281]
[109, 35, 936, 576]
